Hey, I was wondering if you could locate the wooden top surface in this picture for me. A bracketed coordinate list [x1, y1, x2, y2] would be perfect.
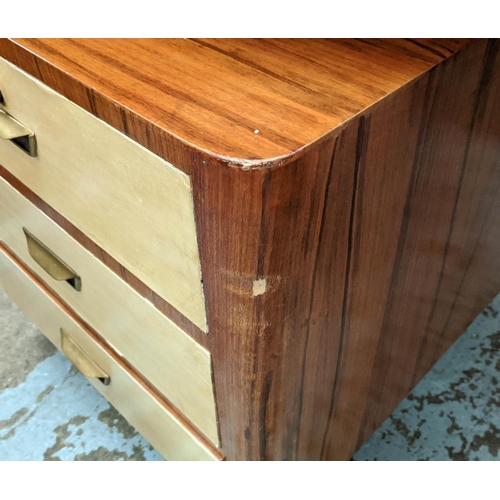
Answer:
[8, 38, 470, 166]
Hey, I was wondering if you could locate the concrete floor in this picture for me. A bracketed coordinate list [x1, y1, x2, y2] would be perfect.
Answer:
[354, 296, 500, 461]
[1, 285, 499, 461]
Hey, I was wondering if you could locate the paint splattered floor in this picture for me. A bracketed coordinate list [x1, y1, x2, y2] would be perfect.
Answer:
[1, 285, 499, 461]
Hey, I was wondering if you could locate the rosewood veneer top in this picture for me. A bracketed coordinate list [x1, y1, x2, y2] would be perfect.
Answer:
[5, 38, 470, 168]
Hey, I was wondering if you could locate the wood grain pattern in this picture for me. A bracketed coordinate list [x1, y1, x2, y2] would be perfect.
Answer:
[310, 39, 500, 459]
[194, 38, 500, 460]
[2, 39, 500, 461]
[0, 56, 207, 331]
[0, 38, 469, 166]
[0, 247, 220, 461]
[0, 176, 219, 445]
[358, 38, 500, 447]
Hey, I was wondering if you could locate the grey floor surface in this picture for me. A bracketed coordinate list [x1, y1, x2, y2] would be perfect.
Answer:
[1, 284, 499, 460]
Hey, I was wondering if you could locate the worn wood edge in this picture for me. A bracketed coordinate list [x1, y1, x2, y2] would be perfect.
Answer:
[2, 38, 475, 172]
[0, 241, 225, 460]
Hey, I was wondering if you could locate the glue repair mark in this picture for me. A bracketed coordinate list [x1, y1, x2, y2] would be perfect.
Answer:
[253, 279, 267, 296]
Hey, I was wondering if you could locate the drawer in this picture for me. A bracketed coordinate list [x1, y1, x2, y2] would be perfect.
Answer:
[0, 248, 219, 461]
[0, 56, 207, 332]
[0, 176, 219, 445]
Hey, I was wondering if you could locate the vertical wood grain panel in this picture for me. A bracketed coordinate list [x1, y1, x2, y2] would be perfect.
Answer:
[294, 125, 358, 460]
[263, 137, 336, 460]
[356, 40, 493, 444]
[191, 138, 337, 460]
[415, 39, 500, 381]
[316, 73, 430, 460]
[191, 160, 265, 459]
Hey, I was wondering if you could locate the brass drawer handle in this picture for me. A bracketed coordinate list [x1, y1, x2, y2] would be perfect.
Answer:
[61, 329, 110, 385]
[23, 228, 82, 291]
[0, 107, 37, 157]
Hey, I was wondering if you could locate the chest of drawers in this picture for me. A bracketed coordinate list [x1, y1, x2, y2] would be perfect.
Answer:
[1, 38, 499, 460]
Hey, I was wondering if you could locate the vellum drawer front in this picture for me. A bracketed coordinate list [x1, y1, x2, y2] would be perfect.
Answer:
[0, 56, 207, 332]
[0, 177, 219, 445]
[0, 248, 219, 461]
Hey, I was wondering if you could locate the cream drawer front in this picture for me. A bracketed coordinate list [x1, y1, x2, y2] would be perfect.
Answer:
[0, 249, 219, 461]
[0, 177, 219, 445]
[0, 56, 207, 332]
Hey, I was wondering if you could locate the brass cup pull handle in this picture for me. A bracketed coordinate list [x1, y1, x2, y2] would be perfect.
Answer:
[23, 228, 82, 291]
[61, 329, 110, 385]
[0, 107, 37, 157]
